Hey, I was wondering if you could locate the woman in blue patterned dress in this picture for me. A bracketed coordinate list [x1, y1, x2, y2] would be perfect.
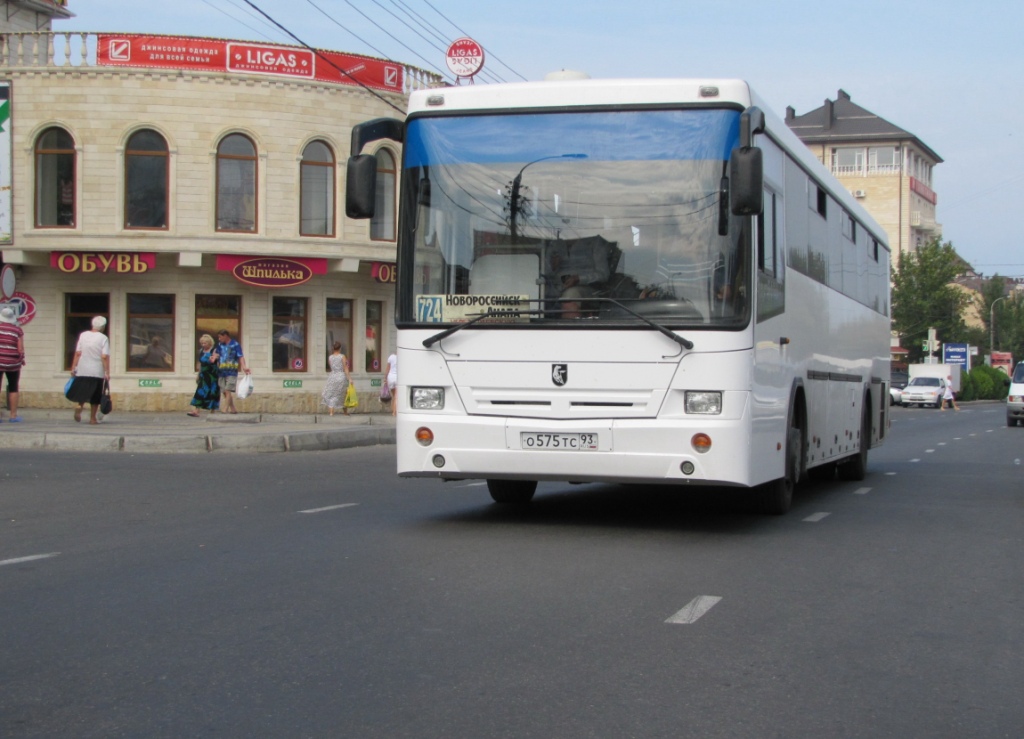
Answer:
[187, 334, 220, 416]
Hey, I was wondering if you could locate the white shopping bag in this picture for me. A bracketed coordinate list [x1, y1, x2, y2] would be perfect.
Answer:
[235, 374, 253, 399]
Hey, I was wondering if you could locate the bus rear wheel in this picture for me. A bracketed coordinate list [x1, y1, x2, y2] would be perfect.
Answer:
[486, 479, 537, 504]
[838, 401, 871, 481]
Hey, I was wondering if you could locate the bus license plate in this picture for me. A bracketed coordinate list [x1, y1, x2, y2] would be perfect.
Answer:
[521, 432, 598, 450]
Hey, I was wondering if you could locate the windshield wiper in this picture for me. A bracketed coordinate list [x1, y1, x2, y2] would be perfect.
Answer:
[422, 301, 693, 350]
[588, 298, 694, 349]
[422, 309, 544, 347]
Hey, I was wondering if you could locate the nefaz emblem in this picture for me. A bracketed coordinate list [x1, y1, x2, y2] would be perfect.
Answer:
[552, 364, 568, 386]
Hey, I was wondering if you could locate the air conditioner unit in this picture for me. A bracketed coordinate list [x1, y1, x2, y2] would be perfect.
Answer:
[852, 189, 867, 198]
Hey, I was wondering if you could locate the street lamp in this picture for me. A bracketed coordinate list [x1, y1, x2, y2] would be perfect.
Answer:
[990, 295, 1009, 357]
[508, 153, 586, 240]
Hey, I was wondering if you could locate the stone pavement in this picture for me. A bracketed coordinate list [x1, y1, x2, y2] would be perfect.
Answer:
[0, 409, 396, 454]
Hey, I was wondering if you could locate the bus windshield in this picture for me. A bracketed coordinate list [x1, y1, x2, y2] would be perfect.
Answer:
[400, 108, 750, 329]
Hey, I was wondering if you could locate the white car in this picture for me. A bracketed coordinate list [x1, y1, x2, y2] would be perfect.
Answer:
[900, 376, 945, 408]
[889, 371, 909, 405]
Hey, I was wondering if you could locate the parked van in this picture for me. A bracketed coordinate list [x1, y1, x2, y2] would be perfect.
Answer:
[1007, 362, 1024, 427]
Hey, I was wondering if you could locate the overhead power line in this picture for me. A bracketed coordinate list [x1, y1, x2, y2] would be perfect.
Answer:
[385, 0, 508, 83]
[335, 0, 455, 83]
[420, 0, 528, 81]
[239, 0, 408, 116]
[304, 0, 393, 61]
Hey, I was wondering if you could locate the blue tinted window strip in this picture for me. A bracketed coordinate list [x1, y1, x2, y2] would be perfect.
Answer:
[404, 109, 741, 168]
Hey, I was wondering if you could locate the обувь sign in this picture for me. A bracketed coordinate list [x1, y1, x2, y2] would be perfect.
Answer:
[51, 252, 155, 273]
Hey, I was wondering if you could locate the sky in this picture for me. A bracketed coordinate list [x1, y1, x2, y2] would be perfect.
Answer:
[56, 0, 1024, 277]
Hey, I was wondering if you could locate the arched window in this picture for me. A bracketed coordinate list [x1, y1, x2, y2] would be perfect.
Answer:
[370, 149, 396, 241]
[35, 127, 76, 227]
[216, 133, 257, 232]
[125, 129, 169, 229]
[300, 140, 335, 236]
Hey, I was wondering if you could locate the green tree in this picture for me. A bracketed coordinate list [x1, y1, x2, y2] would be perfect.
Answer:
[891, 238, 971, 363]
[976, 275, 1024, 364]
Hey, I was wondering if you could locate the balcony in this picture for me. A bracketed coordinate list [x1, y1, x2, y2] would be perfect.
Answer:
[910, 211, 942, 235]
[831, 164, 902, 177]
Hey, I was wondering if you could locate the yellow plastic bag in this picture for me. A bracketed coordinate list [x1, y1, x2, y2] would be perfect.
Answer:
[343, 384, 358, 410]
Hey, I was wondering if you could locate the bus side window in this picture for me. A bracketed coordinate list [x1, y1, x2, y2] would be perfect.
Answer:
[758, 189, 777, 278]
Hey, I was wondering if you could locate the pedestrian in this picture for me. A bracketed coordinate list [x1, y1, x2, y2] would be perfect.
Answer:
[321, 341, 353, 416]
[940, 375, 960, 411]
[67, 316, 110, 425]
[187, 334, 220, 416]
[214, 329, 249, 414]
[384, 351, 398, 417]
[0, 306, 26, 422]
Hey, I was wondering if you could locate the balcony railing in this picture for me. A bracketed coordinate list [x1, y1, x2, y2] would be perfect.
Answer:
[831, 164, 902, 177]
[0, 32, 444, 93]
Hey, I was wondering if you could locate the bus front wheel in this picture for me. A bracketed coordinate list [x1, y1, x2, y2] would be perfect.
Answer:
[760, 424, 801, 515]
[487, 479, 537, 505]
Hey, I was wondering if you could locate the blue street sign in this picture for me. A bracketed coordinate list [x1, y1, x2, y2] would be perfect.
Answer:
[943, 342, 968, 368]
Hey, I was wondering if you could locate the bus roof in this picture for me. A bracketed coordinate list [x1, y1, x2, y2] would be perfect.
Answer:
[407, 78, 889, 250]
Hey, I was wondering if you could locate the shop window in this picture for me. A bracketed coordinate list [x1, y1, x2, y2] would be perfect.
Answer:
[127, 294, 174, 371]
[273, 297, 308, 372]
[325, 298, 353, 371]
[125, 129, 169, 229]
[300, 140, 335, 236]
[365, 300, 384, 372]
[35, 127, 76, 228]
[216, 133, 257, 232]
[370, 149, 396, 241]
[64, 293, 109, 370]
[195, 294, 241, 364]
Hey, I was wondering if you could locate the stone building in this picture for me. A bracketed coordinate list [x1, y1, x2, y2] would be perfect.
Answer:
[0, 16, 442, 412]
[786, 90, 942, 260]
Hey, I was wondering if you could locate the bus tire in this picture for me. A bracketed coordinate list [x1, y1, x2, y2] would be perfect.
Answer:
[838, 399, 871, 481]
[487, 479, 537, 504]
[760, 424, 800, 515]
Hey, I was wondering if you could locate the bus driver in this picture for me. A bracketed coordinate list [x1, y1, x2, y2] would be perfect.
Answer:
[544, 235, 612, 318]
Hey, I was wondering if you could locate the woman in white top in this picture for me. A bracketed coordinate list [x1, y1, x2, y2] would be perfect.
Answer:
[384, 353, 398, 417]
[67, 316, 111, 425]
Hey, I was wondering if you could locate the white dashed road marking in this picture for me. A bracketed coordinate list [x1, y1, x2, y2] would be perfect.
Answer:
[298, 503, 359, 514]
[458, 482, 487, 487]
[0, 553, 60, 567]
[910, 458, 921, 463]
[666, 596, 722, 624]
[803, 512, 830, 522]
[853, 487, 871, 495]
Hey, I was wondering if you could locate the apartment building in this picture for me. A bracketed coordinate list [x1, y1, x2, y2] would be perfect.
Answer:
[0, 5, 442, 411]
[786, 90, 942, 260]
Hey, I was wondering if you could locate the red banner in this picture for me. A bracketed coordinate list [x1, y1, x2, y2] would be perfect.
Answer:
[97, 35, 403, 92]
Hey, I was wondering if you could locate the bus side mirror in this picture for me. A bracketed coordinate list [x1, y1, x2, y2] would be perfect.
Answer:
[729, 146, 763, 216]
[345, 154, 377, 219]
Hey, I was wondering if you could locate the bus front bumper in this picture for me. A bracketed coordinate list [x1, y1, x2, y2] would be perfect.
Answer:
[396, 414, 766, 487]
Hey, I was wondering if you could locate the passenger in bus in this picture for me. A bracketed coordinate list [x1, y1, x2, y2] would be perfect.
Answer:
[544, 235, 613, 318]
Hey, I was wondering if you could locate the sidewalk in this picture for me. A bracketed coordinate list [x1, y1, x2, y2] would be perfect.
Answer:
[0, 409, 396, 454]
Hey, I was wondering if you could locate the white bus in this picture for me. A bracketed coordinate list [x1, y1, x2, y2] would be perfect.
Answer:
[346, 77, 891, 513]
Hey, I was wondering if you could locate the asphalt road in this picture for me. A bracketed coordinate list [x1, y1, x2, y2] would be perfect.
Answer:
[2, 401, 1022, 737]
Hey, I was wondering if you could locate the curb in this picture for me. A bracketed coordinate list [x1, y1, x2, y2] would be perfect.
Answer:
[0, 426, 397, 454]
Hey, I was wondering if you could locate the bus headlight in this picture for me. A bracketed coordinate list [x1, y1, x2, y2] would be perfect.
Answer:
[411, 387, 445, 410]
[685, 391, 722, 415]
